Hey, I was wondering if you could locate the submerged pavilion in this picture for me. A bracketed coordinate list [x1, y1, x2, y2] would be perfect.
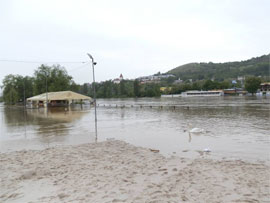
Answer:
[27, 91, 92, 107]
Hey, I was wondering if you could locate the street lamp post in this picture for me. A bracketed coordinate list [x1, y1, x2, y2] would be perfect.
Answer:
[45, 72, 48, 108]
[23, 79, 26, 108]
[87, 53, 97, 141]
[42, 70, 48, 108]
[41, 69, 48, 109]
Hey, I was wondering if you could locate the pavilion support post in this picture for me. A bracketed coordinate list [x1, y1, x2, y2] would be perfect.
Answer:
[80, 99, 83, 109]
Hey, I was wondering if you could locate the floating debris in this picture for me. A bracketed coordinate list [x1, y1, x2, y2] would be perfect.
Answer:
[204, 148, 211, 152]
[149, 149, 160, 153]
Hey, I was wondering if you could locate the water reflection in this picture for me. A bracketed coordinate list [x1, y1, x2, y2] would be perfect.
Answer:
[27, 107, 87, 122]
[1, 105, 92, 145]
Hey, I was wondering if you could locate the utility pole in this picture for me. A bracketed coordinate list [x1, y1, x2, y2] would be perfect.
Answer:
[87, 53, 97, 141]
[23, 79, 26, 108]
[45, 72, 48, 108]
[41, 69, 48, 109]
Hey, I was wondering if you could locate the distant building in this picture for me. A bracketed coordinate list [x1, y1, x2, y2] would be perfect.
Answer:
[136, 74, 175, 84]
[160, 87, 172, 93]
[237, 76, 245, 81]
[157, 74, 175, 79]
[237, 76, 245, 87]
[120, 74, 123, 80]
[136, 75, 156, 84]
[260, 82, 270, 92]
[173, 78, 183, 84]
[113, 74, 124, 84]
[223, 88, 247, 95]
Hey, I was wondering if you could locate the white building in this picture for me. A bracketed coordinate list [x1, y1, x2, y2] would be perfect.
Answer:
[113, 74, 124, 84]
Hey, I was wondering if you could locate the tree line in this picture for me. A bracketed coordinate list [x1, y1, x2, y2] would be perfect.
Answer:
[1, 65, 161, 105]
[1, 65, 79, 104]
[0, 64, 265, 105]
[168, 78, 262, 94]
[78, 80, 161, 98]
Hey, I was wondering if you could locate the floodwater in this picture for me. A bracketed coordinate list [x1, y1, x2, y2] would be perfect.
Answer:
[0, 96, 269, 163]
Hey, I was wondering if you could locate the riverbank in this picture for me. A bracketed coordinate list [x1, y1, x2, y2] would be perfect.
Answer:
[0, 140, 269, 203]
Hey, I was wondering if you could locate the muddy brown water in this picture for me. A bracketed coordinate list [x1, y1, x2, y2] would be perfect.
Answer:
[0, 96, 269, 163]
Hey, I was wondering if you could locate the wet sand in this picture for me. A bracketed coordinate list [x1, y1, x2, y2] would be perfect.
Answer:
[0, 140, 269, 203]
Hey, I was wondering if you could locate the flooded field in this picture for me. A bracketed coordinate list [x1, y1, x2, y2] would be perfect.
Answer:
[0, 96, 269, 163]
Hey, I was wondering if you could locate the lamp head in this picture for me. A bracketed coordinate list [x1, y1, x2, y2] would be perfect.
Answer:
[87, 53, 94, 61]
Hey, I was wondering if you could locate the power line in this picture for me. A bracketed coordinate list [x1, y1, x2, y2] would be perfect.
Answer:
[68, 62, 91, 72]
[0, 59, 91, 74]
[0, 59, 87, 64]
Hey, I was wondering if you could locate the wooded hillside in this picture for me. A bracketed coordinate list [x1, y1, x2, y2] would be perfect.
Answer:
[167, 54, 269, 81]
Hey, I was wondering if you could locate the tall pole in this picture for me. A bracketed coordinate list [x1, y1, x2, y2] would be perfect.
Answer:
[23, 79, 26, 108]
[41, 69, 48, 111]
[23, 79, 27, 138]
[87, 53, 97, 141]
[45, 72, 48, 108]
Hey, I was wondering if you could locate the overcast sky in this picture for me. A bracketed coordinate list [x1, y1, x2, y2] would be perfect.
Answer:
[0, 0, 269, 86]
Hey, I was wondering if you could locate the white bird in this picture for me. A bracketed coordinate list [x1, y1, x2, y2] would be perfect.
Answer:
[187, 124, 211, 152]
[189, 127, 205, 133]
[204, 148, 211, 152]
[187, 124, 207, 143]
[188, 124, 206, 134]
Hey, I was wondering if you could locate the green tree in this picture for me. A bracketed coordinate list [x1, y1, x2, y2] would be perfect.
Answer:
[33, 65, 50, 95]
[202, 80, 215, 90]
[23, 76, 35, 99]
[112, 83, 119, 97]
[103, 81, 113, 98]
[219, 80, 230, 89]
[70, 81, 80, 92]
[191, 81, 202, 90]
[2, 74, 18, 104]
[120, 80, 126, 96]
[15, 76, 34, 103]
[171, 84, 180, 94]
[245, 77, 261, 94]
[4, 87, 19, 104]
[142, 83, 161, 97]
[133, 80, 140, 97]
[2, 74, 28, 104]
[182, 83, 192, 91]
[80, 83, 89, 95]
[33, 64, 75, 95]
[49, 65, 73, 92]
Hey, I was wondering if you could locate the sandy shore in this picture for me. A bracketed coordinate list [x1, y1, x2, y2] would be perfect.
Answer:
[0, 140, 269, 203]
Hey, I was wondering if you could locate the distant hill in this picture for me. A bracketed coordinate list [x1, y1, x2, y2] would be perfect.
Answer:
[167, 54, 269, 81]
